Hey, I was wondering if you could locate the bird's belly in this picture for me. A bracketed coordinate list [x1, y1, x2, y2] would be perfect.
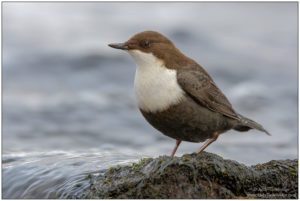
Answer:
[140, 96, 233, 142]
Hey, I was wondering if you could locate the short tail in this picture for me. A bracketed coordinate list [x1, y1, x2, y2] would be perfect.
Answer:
[234, 114, 271, 136]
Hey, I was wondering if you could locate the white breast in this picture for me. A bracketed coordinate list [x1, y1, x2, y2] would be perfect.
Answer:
[129, 50, 185, 113]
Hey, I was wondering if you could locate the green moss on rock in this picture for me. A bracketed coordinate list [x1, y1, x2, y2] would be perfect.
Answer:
[67, 152, 298, 199]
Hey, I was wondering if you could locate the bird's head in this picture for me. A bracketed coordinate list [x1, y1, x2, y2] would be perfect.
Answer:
[109, 31, 184, 68]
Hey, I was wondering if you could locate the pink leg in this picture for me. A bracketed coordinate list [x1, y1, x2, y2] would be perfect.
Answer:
[197, 132, 219, 153]
[171, 140, 182, 157]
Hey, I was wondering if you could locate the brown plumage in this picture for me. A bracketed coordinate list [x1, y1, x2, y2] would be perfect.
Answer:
[109, 30, 270, 157]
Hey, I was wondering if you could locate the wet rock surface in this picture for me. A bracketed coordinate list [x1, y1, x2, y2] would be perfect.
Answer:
[67, 152, 298, 199]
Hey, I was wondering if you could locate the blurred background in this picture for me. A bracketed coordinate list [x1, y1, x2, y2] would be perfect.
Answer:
[2, 2, 298, 198]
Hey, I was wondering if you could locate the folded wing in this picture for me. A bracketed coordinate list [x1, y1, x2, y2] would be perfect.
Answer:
[177, 69, 240, 120]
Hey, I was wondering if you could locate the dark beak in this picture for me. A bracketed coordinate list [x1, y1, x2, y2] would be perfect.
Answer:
[108, 43, 129, 50]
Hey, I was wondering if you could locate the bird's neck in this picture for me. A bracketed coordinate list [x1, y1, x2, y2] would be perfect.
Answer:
[129, 50, 185, 113]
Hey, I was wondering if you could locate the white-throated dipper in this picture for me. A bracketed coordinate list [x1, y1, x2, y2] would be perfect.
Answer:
[108, 31, 270, 157]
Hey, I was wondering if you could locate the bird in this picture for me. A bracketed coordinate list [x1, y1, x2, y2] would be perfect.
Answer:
[108, 30, 270, 157]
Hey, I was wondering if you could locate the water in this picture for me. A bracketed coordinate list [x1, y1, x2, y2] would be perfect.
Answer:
[2, 2, 298, 198]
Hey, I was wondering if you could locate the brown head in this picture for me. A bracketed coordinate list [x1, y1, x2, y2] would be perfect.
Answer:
[109, 31, 193, 69]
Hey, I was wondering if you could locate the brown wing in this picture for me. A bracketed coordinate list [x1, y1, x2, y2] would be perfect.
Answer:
[177, 69, 240, 120]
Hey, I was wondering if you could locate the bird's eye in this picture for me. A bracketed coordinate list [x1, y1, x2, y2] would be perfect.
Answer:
[140, 40, 150, 48]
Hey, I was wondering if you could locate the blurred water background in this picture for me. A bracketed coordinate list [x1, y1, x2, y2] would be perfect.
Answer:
[2, 2, 298, 198]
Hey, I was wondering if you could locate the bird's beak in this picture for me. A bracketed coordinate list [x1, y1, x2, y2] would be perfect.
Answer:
[108, 43, 129, 50]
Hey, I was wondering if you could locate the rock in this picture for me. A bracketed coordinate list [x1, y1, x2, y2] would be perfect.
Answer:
[66, 152, 298, 199]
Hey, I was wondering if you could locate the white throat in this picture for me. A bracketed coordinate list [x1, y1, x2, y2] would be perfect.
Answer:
[129, 50, 184, 113]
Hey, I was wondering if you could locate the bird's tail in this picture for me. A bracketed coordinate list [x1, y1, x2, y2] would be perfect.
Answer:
[234, 114, 271, 136]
